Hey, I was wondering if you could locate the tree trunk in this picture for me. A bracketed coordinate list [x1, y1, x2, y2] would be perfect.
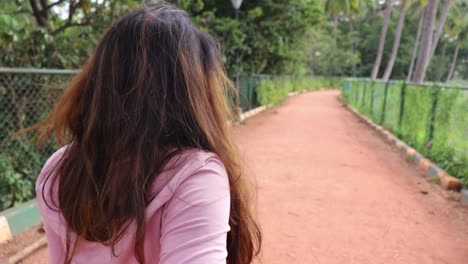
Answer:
[446, 41, 460, 82]
[412, 0, 439, 84]
[371, 0, 393, 80]
[349, 19, 357, 77]
[430, 0, 452, 59]
[436, 40, 446, 82]
[382, 0, 407, 82]
[407, 8, 424, 82]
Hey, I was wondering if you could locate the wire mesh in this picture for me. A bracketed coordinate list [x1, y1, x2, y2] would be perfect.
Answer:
[0, 69, 76, 210]
[382, 82, 403, 131]
[342, 79, 468, 186]
[371, 81, 386, 123]
[238, 74, 271, 111]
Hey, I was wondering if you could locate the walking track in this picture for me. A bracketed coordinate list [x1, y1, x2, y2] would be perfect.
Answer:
[19, 90, 468, 263]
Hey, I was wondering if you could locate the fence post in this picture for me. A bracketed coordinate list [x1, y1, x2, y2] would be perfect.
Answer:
[247, 76, 254, 109]
[369, 81, 375, 117]
[427, 83, 440, 148]
[361, 79, 367, 108]
[398, 82, 407, 134]
[353, 80, 359, 105]
[380, 81, 390, 125]
[247, 77, 253, 110]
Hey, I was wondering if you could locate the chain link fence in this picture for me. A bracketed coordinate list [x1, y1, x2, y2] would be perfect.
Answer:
[342, 79, 468, 186]
[0, 68, 78, 210]
[238, 74, 272, 111]
[243, 75, 343, 107]
[0, 68, 342, 211]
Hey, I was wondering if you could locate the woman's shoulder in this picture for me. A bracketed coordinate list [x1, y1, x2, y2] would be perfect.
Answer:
[36, 145, 70, 192]
[144, 149, 229, 221]
[156, 148, 227, 191]
[177, 148, 225, 173]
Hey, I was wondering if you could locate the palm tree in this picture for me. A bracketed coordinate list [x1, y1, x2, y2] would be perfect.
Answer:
[370, 0, 393, 80]
[446, 41, 461, 81]
[382, 0, 408, 81]
[430, 0, 453, 59]
[412, 0, 454, 83]
[445, 0, 468, 81]
[407, 7, 425, 81]
[412, 0, 439, 83]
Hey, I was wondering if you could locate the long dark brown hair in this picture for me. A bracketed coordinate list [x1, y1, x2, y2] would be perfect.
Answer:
[35, 2, 261, 263]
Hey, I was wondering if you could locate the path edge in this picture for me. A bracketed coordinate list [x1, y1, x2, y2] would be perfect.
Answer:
[0, 200, 41, 244]
[239, 105, 268, 122]
[340, 98, 467, 205]
[238, 91, 302, 122]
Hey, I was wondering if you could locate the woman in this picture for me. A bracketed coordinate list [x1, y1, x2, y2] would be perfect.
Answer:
[35, 2, 261, 264]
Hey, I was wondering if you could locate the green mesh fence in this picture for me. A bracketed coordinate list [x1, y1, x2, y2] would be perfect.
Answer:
[342, 79, 468, 186]
[241, 75, 343, 108]
[400, 84, 433, 151]
[382, 82, 403, 130]
[0, 68, 77, 210]
[372, 82, 387, 124]
[238, 74, 272, 111]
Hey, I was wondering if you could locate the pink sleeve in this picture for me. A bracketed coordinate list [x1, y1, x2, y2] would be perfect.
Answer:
[42, 222, 66, 264]
[159, 157, 231, 264]
[36, 147, 68, 264]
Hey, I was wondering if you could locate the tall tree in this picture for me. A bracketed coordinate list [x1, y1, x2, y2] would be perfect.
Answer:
[445, 0, 468, 81]
[430, 0, 452, 58]
[382, 0, 407, 81]
[370, 0, 393, 80]
[407, 8, 425, 81]
[446, 42, 461, 81]
[412, 0, 439, 83]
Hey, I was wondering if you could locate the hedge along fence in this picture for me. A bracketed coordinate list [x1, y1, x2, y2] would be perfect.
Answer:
[342, 79, 468, 187]
[253, 75, 342, 107]
[0, 68, 341, 211]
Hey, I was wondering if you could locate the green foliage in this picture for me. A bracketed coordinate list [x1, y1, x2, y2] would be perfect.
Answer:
[1, 0, 467, 79]
[1, 0, 322, 76]
[307, 29, 358, 76]
[0, 155, 33, 211]
[0, 0, 141, 68]
[0, 71, 72, 211]
[256, 79, 288, 106]
[256, 76, 342, 106]
[344, 79, 468, 187]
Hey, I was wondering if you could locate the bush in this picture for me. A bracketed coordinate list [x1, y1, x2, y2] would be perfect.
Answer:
[0, 155, 33, 210]
[256, 76, 342, 106]
[256, 79, 290, 106]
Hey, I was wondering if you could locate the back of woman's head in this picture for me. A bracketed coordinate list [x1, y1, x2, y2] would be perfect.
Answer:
[37, 2, 261, 263]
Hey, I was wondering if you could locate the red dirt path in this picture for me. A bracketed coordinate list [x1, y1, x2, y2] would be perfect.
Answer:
[16, 90, 468, 263]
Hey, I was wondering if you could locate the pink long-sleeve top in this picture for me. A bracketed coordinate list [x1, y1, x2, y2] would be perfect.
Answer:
[36, 147, 230, 263]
